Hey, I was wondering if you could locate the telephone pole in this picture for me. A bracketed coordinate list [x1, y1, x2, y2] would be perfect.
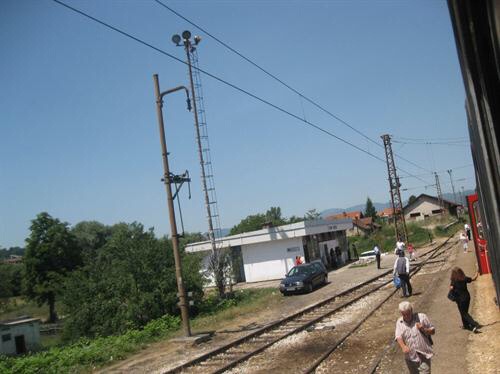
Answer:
[381, 134, 408, 243]
[153, 74, 192, 337]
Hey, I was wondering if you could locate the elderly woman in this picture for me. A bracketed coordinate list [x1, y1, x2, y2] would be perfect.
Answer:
[395, 301, 435, 374]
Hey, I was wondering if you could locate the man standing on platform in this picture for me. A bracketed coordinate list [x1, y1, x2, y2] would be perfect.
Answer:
[373, 244, 381, 269]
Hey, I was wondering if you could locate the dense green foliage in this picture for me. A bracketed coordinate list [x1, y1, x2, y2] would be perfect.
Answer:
[24, 213, 82, 322]
[350, 221, 433, 253]
[364, 197, 377, 219]
[433, 218, 463, 237]
[0, 289, 277, 373]
[0, 263, 23, 299]
[0, 314, 180, 374]
[61, 223, 204, 340]
[0, 246, 24, 259]
[230, 206, 302, 235]
[304, 209, 321, 221]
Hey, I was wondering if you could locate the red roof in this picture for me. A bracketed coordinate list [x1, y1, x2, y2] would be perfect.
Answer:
[326, 211, 363, 221]
[377, 207, 400, 217]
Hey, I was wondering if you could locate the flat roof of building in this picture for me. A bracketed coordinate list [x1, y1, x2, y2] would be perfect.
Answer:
[0, 317, 40, 326]
[185, 218, 353, 253]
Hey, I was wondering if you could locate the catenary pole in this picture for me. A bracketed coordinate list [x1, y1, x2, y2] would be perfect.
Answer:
[153, 74, 191, 337]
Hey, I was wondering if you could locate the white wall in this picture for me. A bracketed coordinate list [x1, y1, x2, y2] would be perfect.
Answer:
[405, 197, 442, 221]
[0, 321, 40, 355]
[242, 238, 303, 282]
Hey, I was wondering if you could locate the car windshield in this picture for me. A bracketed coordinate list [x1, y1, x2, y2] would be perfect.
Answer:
[287, 265, 313, 276]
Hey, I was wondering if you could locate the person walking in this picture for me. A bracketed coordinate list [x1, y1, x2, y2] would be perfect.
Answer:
[395, 301, 435, 374]
[464, 223, 471, 240]
[294, 256, 303, 266]
[449, 266, 481, 332]
[459, 232, 468, 253]
[394, 251, 412, 297]
[373, 244, 381, 269]
[395, 238, 405, 256]
[408, 243, 416, 261]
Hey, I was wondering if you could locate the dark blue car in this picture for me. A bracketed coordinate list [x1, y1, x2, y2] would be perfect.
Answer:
[279, 261, 328, 295]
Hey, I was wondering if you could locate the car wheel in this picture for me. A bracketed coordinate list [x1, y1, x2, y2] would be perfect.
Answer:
[306, 283, 313, 293]
[323, 275, 327, 285]
[281, 291, 289, 296]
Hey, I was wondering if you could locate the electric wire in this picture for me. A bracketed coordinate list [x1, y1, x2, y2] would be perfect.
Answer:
[153, 0, 435, 175]
[51, 0, 433, 184]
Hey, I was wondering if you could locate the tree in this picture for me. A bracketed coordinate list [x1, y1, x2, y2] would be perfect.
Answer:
[61, 223, 204, 340]
[364, 197, 377, 219]
[229, 213, 267, 235]
[71, 221, 111, 263]
[408, 195, 417, 205]
[305, 209, 321, 221]
[24, 212, 81, 322]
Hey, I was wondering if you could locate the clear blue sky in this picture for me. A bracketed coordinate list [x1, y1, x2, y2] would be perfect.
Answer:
[0, 0, 475, 248]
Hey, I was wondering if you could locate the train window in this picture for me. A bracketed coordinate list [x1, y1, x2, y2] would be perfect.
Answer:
[473, 201, 485, 240]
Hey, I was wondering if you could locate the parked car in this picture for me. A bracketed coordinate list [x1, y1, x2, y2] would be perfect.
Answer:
[279, 260, 328, 295]
[359, 250, 376, 260]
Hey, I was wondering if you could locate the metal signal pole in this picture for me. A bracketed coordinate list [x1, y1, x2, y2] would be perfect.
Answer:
[447, 169, 458, 203]
[381, 134, 408, 243]
[435, 172, 445, 215]
[173, 31, 218, 255]
[153, 74, 192, 337]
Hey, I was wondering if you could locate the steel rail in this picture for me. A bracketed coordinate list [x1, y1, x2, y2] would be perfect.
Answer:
[302, 236, 454, 373]
[365, 236, 457, 374]
[163, 238, 453, 374]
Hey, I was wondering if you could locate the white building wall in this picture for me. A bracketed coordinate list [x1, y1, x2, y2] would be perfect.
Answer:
[405, 198, 443, 221]
[242, 237, 303, 283]
[0, 321, 40, 355]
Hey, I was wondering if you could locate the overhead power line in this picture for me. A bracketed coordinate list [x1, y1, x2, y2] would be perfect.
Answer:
[51, 0, 432, 185]
[154, 0, 434, 175]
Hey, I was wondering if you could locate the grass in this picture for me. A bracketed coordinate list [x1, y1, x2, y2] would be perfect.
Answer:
[433, 218, 463, 238]
[0, 297, 49, 321]
[350, 216, 459, 254]
[0, 288, 281, 374]
[192, 288, 281, 333]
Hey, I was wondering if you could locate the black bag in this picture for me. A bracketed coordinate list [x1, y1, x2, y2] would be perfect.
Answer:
[447, 289, 458, 302]
[415, 313, 434, 346]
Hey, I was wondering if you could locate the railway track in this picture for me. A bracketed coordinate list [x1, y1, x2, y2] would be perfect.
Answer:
[164, 237, 454, 374]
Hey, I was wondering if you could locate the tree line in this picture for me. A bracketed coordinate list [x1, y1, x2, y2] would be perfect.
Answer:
[1, 212, 205, 342]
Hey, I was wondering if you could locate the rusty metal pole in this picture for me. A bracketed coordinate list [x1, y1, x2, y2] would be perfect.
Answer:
[153, 74, 191, 337]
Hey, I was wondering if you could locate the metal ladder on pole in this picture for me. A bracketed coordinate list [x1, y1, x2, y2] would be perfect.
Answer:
[189, 48, 223, 241]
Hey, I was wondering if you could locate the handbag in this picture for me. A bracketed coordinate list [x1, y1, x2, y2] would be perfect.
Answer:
[447, 289, 458, 302]
[393, 275, 401, 289]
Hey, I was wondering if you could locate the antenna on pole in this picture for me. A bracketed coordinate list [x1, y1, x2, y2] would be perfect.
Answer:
[381, 134, 408, 243]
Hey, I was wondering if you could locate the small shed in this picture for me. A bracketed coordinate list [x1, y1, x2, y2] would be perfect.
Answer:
[0, 317, 41, 355]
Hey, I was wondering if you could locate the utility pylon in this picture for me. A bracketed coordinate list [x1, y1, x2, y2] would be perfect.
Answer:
[447, 169, 458, 203]
[435, 172, 445, 215]
[381, 134, 408, 243]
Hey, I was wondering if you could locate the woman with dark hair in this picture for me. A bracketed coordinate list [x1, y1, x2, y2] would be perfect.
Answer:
[450, 266, 481, 332]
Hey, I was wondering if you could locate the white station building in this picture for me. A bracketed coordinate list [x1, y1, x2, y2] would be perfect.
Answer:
[185, 219, 353, 283]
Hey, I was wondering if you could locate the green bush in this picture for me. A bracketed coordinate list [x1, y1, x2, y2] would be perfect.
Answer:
[0, 314, 180, 374]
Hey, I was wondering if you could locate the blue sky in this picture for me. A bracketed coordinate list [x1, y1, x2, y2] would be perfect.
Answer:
[0, 0, 475, 248]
